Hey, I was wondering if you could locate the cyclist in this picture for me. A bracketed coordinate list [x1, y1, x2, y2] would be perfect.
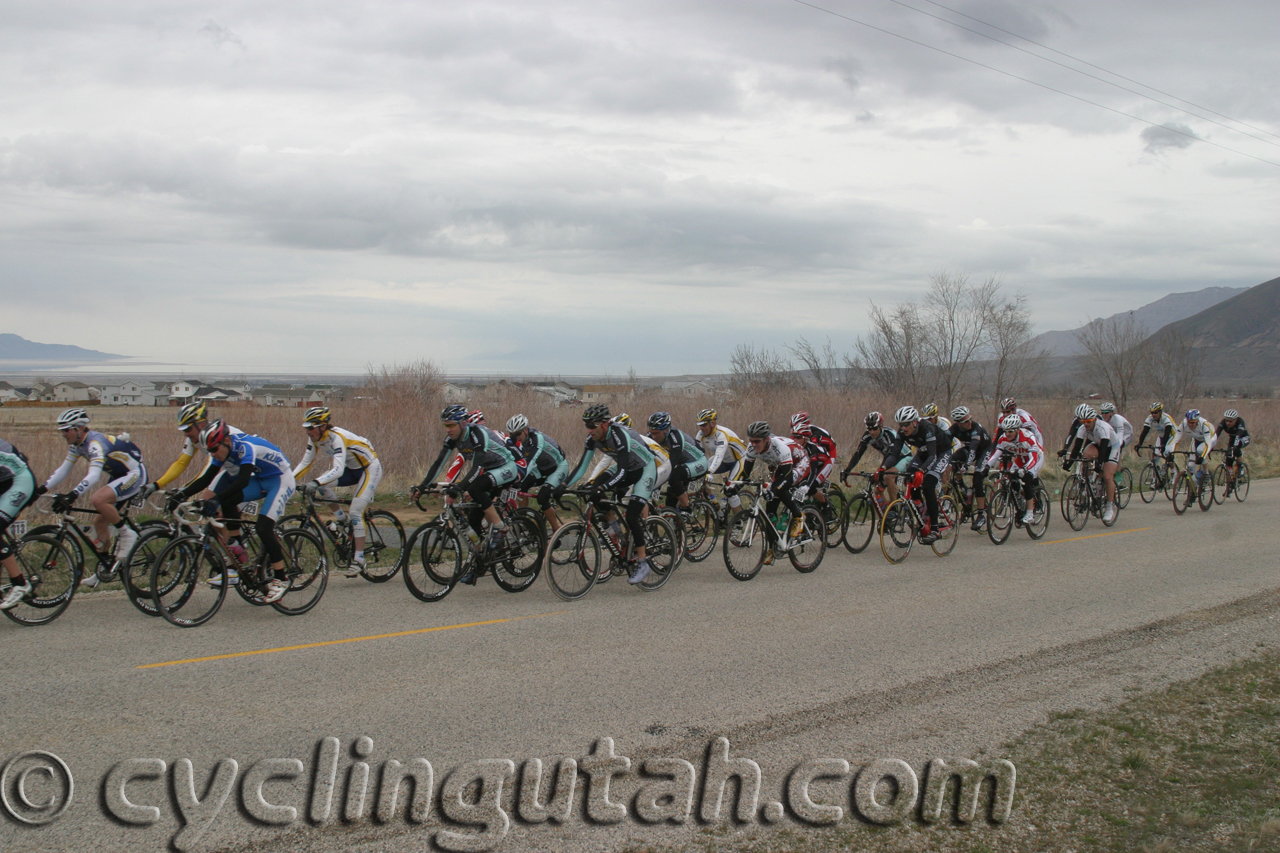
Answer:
[144, 402, 244, 499]
[1062, 404, 1120, 523]
[558, 404, 658, 584]
[948, 406, 992, 531]
[1000, 397, 1042, 446]
[292, 407, 381, 578]
[647, 412, 708, 511]
[38, 408, 147, 586]
[1215, 409, 1250, 496]
[790, 412, 837, 513]
[1178, 409, 1217, 492]
[734, 421, 811, 548]
[190, 421, 296, 604]
[506, 414, 570, 529]
[695, 409, 747, 513]
[582, 413, 671, 497]
[0, 438, 37, 610]
[883, 406, 951, 544]
[1136, 401, 1180, 463]
[1099, 403, 1133, 462]
[841, 411, 904, 503]
[984, 413, 1045, 525]
[412, 405, 522, 583]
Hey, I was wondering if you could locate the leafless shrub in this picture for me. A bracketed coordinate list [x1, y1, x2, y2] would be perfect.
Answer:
[1074, 313, 1148, 409]
[1139, 328, 1207, 412]
[729, 343, 793, 393]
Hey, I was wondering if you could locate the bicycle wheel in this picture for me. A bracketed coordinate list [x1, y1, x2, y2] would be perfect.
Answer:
[491, 515, 545, 593]
[1235, 463, 1250, 501]
[879, 499, 916, 564]
[722, 510, 767, 581]
[404, 523, 460, 602]
[930, 496, 959, 557]
[1062, 477, 1089, 531]
[636, 516, 676, 591]
[271, 528, 328, 615]
[1196, 470, 1215, 512]
[545, 521, 601, 600]
[986, 488, 1013, 545]
[276, 513, 313, 531]
[841, 493, 875, 554]
[1138, 463, 1159, 503]
[788, 507, 827, 573]
[1162, 461, 1177, 500]
[820, 488, 846, 549]
[26, 526, 85, 579]
[2, 534, 78, 626]
[1212, 465, 1229, 506]
[360, 509, 406, 582]
[1115, 467, 1132, 509]
[683, 500, 719, 563]
[1171, 471, 1194, 515]
[151, 536, 227, 628]
[119, 526, 177, 617]
[656, 508, 686, 572]
[1026, 486, 1051, 539]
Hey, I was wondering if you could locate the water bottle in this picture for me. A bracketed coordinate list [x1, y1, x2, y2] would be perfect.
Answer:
[327, 521, 339, 535]
[466, 528, 481, 546]
[228, 542, 248, 565]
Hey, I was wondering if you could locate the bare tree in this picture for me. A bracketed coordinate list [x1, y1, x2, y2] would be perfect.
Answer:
[1139, 327, 1206, 412]
[729, 344, 793, 393]
[980, 291, 1048, 404]
[786, 336, 842, 389]
[1074, 313, 1147, 409]
[850, 301, 928, 401]
[362, 358, 443, 410]
[921, 272, 997, 410]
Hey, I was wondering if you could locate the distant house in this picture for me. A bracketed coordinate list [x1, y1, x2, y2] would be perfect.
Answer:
[51, 381, 92, 402]
[167, 381, 202, 405]
[95, 380, 169, 407]
[530, 382, 576, 406]
[581, 384, 635, 403]
[660, 379, 717, 397]
[441, 383, 471, 403]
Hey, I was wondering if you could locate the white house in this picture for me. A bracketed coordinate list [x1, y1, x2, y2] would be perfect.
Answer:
[582, 384, 635, 403]
[95, 380, 169, 406]
[51, 381, 93, 402]
[167, 381, 200, 405]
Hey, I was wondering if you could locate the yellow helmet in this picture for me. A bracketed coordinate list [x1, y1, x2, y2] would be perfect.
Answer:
[303, 406, 331, 428]
[696, 408, 717, 425]
[177, 401, 208, 430]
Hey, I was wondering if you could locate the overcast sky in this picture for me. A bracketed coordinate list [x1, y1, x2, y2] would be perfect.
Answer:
[1, 1, 1277, 374]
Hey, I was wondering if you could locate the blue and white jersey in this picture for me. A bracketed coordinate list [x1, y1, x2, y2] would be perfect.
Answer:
[213, 434, 292, 479]
[45, 430, 144, 495]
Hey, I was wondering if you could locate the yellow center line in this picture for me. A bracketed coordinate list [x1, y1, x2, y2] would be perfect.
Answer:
[1038, 526, 1153, 546]
[136, 611, 567, 670]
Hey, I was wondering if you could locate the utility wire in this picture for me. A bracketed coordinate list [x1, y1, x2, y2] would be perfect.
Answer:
[881, 0, 1280, 149]
[789, 0, 1280, 169]
[915, 0, 1280, 143]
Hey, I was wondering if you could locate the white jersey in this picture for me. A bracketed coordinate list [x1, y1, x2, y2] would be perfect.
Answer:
[293, 426, 378, 485]
[699, 425, 746, 473]
[985, 427, 1045, 475]
[1014, 408, 1042, 444]
[1076, 418, 1119, 446]
[1181, 417, 1216, 449]
[1105, 413, 1133, 446]
[745, 435, 810, 480]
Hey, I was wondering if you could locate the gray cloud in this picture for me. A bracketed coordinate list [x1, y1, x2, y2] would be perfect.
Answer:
[1141, 122, 1197, 153]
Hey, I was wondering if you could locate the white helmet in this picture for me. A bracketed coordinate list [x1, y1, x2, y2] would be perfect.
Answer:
[56, 408, 90, 430]
[1099, 402, 1116, 415]
[1000, 413, 1022, 431]
[505, 414, 529, 434]
[894, 405, 919, 425]
[1074, 403, 1097, 420]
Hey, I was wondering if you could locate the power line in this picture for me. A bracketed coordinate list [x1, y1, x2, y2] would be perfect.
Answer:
[788, 0, 1280, 170]
[880, 0, 1280, 149]
[914, 0, 1280, 143]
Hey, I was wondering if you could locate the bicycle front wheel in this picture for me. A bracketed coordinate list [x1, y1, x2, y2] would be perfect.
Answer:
[683, 500, 720, 563]
[151, 536, 227, 628]
[491, 515, 545, 593]
[722, 510, 766, 581]
[545, 521, 601, 601]
[986, 488, 1013, 545]
[1115, 467, 1133, 509]
[842, 493, 875, 554]
[361, 509, 406, 582]
[788, 506, 827, 573]
[637, 516, 677, 591]
[1063, 477, 1090, 531]
[1235, 463, 1250, 501]
[271, 528, 329, 615]
[3, 534, 78, 626]
[1138, 462, 1159, 504]
[1026, 486, 1051, 539]
[930, 496, 959, 557]
[120, 526, 176, 617]
[821, 487, 846, 548]
[404, 523, 460, 602]
[1171, 471, 1194, 515]
[1212, 464, 1229, 506]
[879, 499, 916, 564]
[1197, 471, 1215, 512]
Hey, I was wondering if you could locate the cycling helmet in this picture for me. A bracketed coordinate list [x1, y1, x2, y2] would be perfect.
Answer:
[201, 420, 231, 451]
[302, 406, 331, 428]
[1099, 402, 1115, 415]
[696, 408, 717, 425]
[1074, 403, 1094, 420]
[177, 401, 207, 430]
[921, 403, 939, 418]
[505, 414, 529, 434]
[56, 408, 90, 430]
[746, 420, 770, 439]
[951, 406, 970, 421]
[441, 404, 469, 423]
[1185, 409, 1200, 423]
[613, 413, 632, 427]
[648, 411, 671, 431]
[0, 466, 13, 493]
[1149, 401, 1164, 414]
[894, 406, 919, 425]
[1000, 396, 1017, 413]
[582, 403, 611, 424]
[1224, 409, 1240, 420]
[790, 412, 811, 433]
[466, 410, 485, 425]
[865, 411, 884, 429]
[1000, 413, 1022, 432]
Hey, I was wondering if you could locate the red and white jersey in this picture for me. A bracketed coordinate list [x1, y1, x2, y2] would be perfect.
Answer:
[985, 428, 1044, 472]
[793, 425, 837, 465]
[1011, 407, 1042, 445]
[747, 435, 811, 480]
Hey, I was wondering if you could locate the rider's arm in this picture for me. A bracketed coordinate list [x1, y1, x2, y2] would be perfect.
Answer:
[42, 449, 77, 491]
[738, 458, 755, 482]
[705, 433, 728, 473]
[71, 444, 107, 496]
[154, 440, 197, 488]
[418, 442, 454, 489]
[211, 463, 257, 499]
[314, 434, 347, 486]
[177, 458, 221, 499]
[843, 435, 870, 476]
[563, 439, 597, 488]
[292, 439, 318, 481]
[1136, 423, 1151, 447]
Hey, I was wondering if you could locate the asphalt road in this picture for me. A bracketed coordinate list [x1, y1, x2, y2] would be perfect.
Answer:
[1, 479, 1276, 853]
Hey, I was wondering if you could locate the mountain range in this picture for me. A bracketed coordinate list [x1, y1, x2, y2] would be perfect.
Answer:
[0, 334, 124, 363]
[1160, 275, 1280, 382]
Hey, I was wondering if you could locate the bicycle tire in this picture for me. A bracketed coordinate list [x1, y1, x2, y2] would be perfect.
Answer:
[490, 515, 544, 593]
[1115, 467, 1133, 509]
[1171, 471, 1193, 515]
[930, 496, 959, 557]
[276, 513, 313, 531]
[841, 493, 875, 554]
[683, 500, 719, 563]
[1162, 461, 1177, 500]
[403, 523, 460, 602]
[359, 509, 406, 582]
[2, 534, 78, 626]
[1235, 463, 1250, 501]
[879, 499, 916, 564]
[1211, 464, 1228, 506]
[1063, 477, 1089, 531]
[26, 525, 85, 579]
[1026, 486, 1051, 539]
[1138, 463, 1158, 504]
[1196, 470, 1215, 512]
[151, 536, 227, 628]
[655, 508, 686, 573]
[545, 521, 601, 600]
[722, 509, 767, 581]
[634, 516, 676, 591]
[820, 487, 846, 549]
[119, 526, 177, 617]
[986, 488, 1013, 545]
[788, 506, 826, 573]
[268, 528, 328, 615]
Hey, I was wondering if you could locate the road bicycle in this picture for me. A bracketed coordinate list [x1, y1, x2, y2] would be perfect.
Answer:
[984, 467, 1050, 544]
[1135, 446, 1177, 504]
[543, 488, 678, 600]
[1169, 450, 1215, 515]
[839, 471, 892, 554]
[945, 468, 986, 530]
[1059, 457, 1120, 531]
[1210, 448, 1250, 504]
[878, 473, 959, 563]
[0, 521, 78, 627]
[720, 480, 826, 581]
[280, 491, 405, 582]
[402, 488, 546, 602]
[149, 504, 328, 627]
[807, 480, 847, 549]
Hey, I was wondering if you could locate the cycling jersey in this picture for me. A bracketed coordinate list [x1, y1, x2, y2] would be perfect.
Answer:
[985, 428, 1045, 475]
[1180, 417, 1216, 465]
[1070, 419, 1121, 464]
[0, 449, 34, 525]
[843, 427, 900, 475]
[1105, 413, 1134, 446]
[1216, 417, 1250, 456]
[155, 424, 246, 489]
[948, 420, 991, 470]
[45, 430, 146, 498]
[423, 424, 521, 487]
[1136, 413, 1179, 456]
[293, 426, 377, 485]
[1011, 408, 1042, 445]
[927, 417, 962, 453]
[742, 435, 811, 484]
[587, 430, 669, 488]
[661, 427, 707, 469]
[207, 434, 296, 521]
[699, 425, 746, 478]
[516, 428, 570, 487]
[884, 420, 950, 478]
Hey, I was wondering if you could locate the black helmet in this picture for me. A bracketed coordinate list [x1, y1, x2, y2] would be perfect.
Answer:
[746, 420, 770, 439]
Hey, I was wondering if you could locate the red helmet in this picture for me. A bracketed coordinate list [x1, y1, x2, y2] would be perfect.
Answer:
[790, 412, 811, 435]
[201, 420, 231, 451]
[466, 410, 485, 425]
